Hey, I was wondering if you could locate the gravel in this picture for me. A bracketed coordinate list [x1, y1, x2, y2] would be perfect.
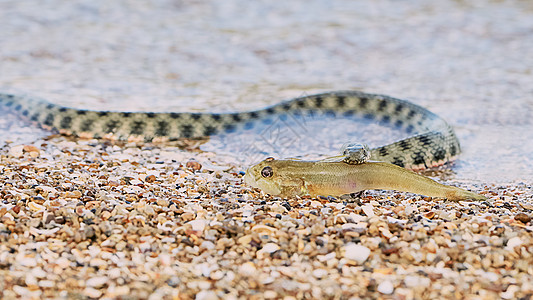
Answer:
[1, 138, 532, 299]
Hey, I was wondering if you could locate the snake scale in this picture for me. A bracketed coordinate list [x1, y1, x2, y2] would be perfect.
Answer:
[0, 91, 460, 170]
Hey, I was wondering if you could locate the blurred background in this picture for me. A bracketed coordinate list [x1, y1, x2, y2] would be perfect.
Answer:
[1, 0, 532, 183]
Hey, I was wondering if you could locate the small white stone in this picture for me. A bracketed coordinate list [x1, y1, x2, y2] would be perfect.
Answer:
[404, 276, 430, 288]
[25, 274, 37, 286]
[261, 243, 280, 253]
[196, 290, 218, 300]
[403, 276, 418, 288]
[380, 228, 393, 239]
[86, 276, 108, 288]
[501, 285, 519, 299]
[188, 219, 206, 232]
[317, 252, 336, 262]
[39, 280, 55, 288]
[312, 269, 328, 278]
[377, 280, 394, 294]
[343, 243, 370, 263]
[342, 223, 358, 230]
[264, 290, 278, 299]
[261, 276, 275, 285]
[387, 216, 408, 224]
[19, 257, 37, 267]
[31, 267, 47, 278]
[28, 202, 45, 212]
[84, 287, 102, 298]
[405, 205, 417, 215]
[29, 227, 60, 236]
[200, 241, 215, 250]
[9, 145, 24, 157]
[505, 236, 522, 251]
[349, 212, 365, 223]
[239, 262, 257, 275]
[13, 285, 29, 296]
[210, 270, 225, 280]
[362, 204, 375, 217]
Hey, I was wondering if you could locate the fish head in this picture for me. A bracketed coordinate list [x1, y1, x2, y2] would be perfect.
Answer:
[244, 157, 283, 196]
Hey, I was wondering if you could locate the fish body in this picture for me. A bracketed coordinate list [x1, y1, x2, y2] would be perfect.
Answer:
[245, 158, 485, 201]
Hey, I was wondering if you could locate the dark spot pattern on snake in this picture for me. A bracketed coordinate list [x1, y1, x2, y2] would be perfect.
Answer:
[412, 151, 427, 167]
[377, 99, 387, 112]
[60, 116, 72, 129]
[155, 121, 169, 136]
[313, 96, 323, 108]
[130, 121, 146, 135]
[181, 125, 193, 138]
[0, 91, 461, 171]
[43, 113, 54, 126]
[80, 120, 93, 132]
[336, 95, 345, 107]
[105, 120, 120, 132]
[203, 126, 217, 136]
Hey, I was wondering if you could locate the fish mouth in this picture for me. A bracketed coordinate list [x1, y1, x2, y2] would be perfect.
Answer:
[243, 169, 258, 188]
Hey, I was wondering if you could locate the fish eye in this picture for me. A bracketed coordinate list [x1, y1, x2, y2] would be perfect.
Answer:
[261, 166, 273, 178]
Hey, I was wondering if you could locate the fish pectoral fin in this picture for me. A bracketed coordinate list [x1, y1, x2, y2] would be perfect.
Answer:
[276, 176, 309, 197]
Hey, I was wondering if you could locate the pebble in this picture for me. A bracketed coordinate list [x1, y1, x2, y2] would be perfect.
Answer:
[84, 287, 103, 298]
[181, 212, 196, 222]
[312, 269, 328, 278]
[28, 202, 45, 212]
[86, 276, 108, 288]
[195, 290, 218, 300]
[515, 213, 531, 224]
[238, 235, 252, 245]
[252, 224, 277, 235]
[9, 145, 24, 157]
[264, 290, 278, 299]
[186, 160, 203, 171]
[188, 219, 207, 232]
[377, 281, 394, 294]
[261, 243, 280, 253]
[362, 204, 375, 217]
[145, 174, 157, 183]
[343, 243, 371, 264]
[239, 262, 257, 276]
[505, 236, 522, 251]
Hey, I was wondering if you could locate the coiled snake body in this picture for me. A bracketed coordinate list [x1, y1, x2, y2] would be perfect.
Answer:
[0, 91, 460, 170]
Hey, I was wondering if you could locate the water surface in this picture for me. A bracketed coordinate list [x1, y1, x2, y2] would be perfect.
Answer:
[1, 0, 532, 183]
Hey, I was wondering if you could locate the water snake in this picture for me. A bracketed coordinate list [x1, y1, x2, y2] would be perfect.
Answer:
[0, 91, 460, 171]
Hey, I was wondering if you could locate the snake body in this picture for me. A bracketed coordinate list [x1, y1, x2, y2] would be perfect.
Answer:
[0, 91, 460, 170]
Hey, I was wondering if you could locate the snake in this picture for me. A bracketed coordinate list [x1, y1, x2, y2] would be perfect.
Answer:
[0, 91, 460, 171]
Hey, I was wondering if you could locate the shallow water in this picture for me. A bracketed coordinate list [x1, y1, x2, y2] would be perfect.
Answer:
[1, 0, 532, 183]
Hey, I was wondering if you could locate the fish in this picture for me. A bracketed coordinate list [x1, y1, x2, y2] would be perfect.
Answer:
[244, 157, 486, 201]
